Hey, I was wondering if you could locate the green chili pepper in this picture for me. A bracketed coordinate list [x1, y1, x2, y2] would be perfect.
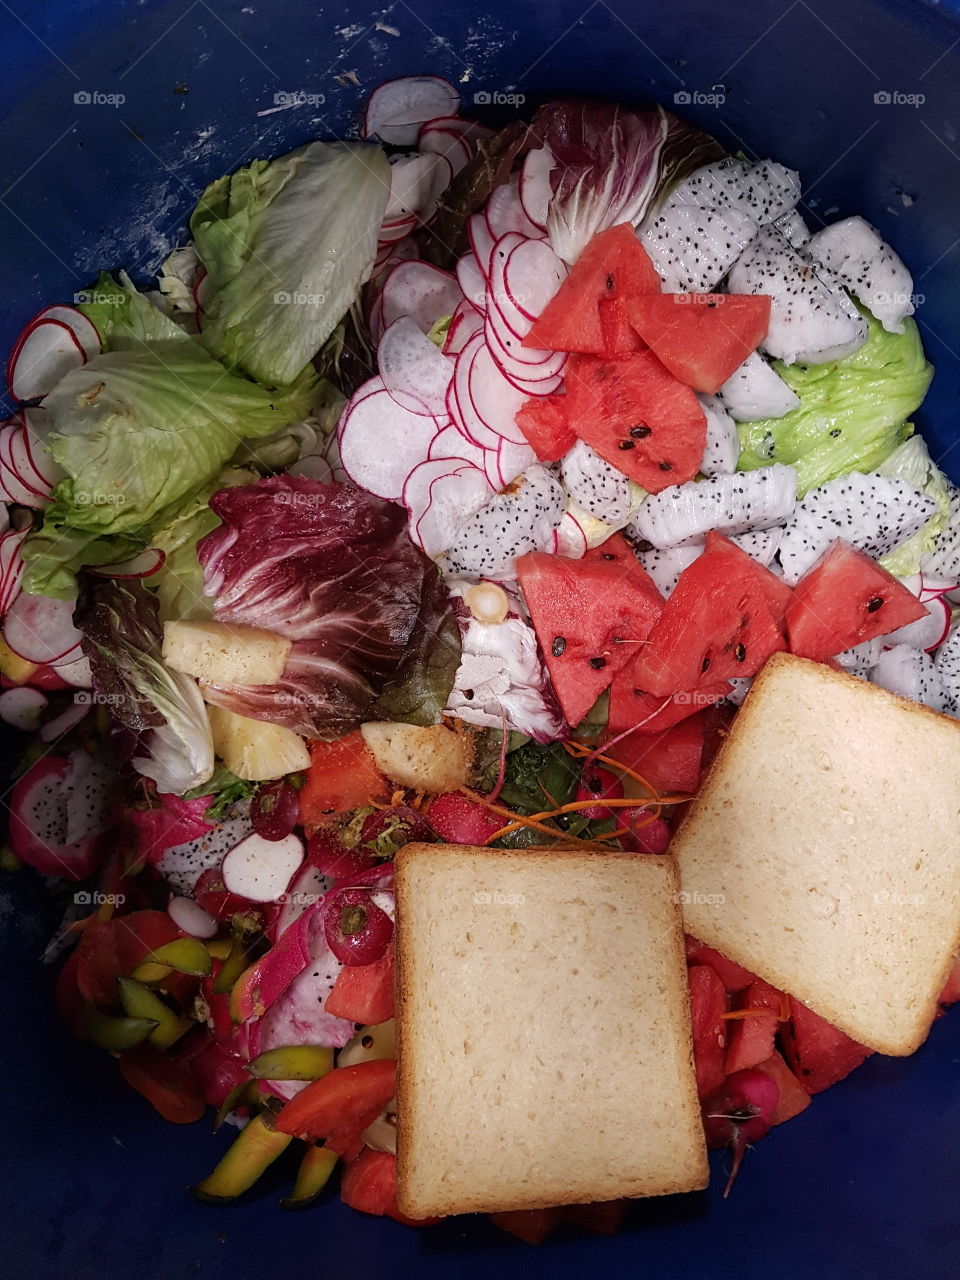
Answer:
[194, 1113, 293, 1203]
[281, 1145, 338, 1210]
[247, 1045, 334, 1082]
[117, 978, 192, 1050]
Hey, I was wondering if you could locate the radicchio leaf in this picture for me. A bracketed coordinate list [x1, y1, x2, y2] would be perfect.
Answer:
[196, 476, 458, 738]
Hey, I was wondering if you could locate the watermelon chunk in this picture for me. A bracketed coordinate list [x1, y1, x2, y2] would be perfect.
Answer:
[703, 531, 793, 624]
[562, 352, 707, 493]
[779, 996, 873, 1094]
[689, 964, 728, 1098]
[685, 936, 755, 992]
[631, 538, 788, 696]
[606, 712, 705, 793]
[515, 394, 576, 462]
[627, 293, 771, 394]
[786, 540, 927, 663]
[582, 530, 638, 568]
[524, 223, 660, 355]
[598, 293, 645, 357]
[300, 732, 390, 825]
[324, 944, 395, 1025]
[725, 977, 784, 1075]
[607, 667, 731, 736]
[516, 551, 663, 727]
[756, 1050, 812, 1125]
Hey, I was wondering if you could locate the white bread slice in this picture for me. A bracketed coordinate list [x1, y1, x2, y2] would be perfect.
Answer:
[672, 652, 960, 1056]
[394, 844, 708, 1218]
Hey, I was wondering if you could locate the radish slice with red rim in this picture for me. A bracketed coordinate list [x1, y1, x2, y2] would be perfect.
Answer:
[483, 308, 565, 376]
[417, 124, 473, 175]
[3, 592, 84, 664]
[377, 215, 418, 247]
[384, 152, 441, 222]
[49, 652, 93, 687]
[443, 300, 484, 355]
[7, 319, 85, 403]
[520, 147, 556, 231]
[884, 595, 952, 652]
[0, 425, 40, 506]
[339, 380, 440, 501]
[501, 237, 567, 322]
[467, 342, 528, 445]
[289, 452, 334, 484]
[0, 686, 47, 732]
[467, 214, 496, 278]
[552, 511, 589, 558]
[20, 407, 63, 489]
[496, 438, 537, 488]
[39, 698, 91, 742]
[403, 460, 493, 557]
[90, 548, 166, 578]
[485, 176, 544, 242]
[452, 336, 510, 451]
[455, 254, 487, 311]
[38, 306, 101, 358]
[6, 422, 52, 503]
[381, 261, 461, 335]
[364, 75, 460, 147]
[0, 526, 28, 617]
[428, 424, 488, 469]
[416, 152, 454, 225]
[378, 316, 454, 416]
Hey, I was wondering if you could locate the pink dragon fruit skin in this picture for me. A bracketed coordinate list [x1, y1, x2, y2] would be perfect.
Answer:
[9, 750, 114, 881]
[126, 788, 214, 867]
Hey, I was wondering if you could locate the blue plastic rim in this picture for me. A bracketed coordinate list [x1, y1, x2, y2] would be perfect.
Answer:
[2, 3, 960, 1277]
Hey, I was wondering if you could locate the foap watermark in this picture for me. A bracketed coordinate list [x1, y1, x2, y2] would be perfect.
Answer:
[874, 290, 925, 309]
[674, 87, 726, 107]
[473, 890, 526, 907]
[75, 691, 125, 708]
[473, 90, 526, 107]
[274, 90, 326, 107]
[74, 90, 125, 108]
[874, 889, 926, 908]
[673, 689, 723, 708]
[874, 90, 925, 108]
[675, 890, 725, 906]
[74, 890, 126, 906]
[75, 491, 126, 507]
[74, 290, 126, 306]
[273, 487, 325, 508]
[273, 290, 326, 307]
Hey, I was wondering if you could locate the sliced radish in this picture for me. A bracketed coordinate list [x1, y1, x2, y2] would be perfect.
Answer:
[500, 237, 567, 322]
[50, 653, 93, 687]
[377, 214, 418, 247]
[384, 152, 443, 223]
[7, 304, 100, 402]
[0, 686, 47, 731]
[402, 459, 493, 557]
[339, 380, 439, 501]
[917, 571, 958, 601]
[20, 408, 63, 490]
[221, 831, 305, 903]
[416, 152, 454, 225]
[451, 336, 510, 451]
[467, 342, 530, 446]
[418, 124, 472, 174]
[428, 424, 487, 469]
[90, 548, 166, 578]
[381, 261, 461, 335]
[2, 421, 50, 504]
[364, 76, 461, 147]
[378, 316, 454, 417]
[467, 214, 496, 278]
[485, 176, 544, 242]
[484, 312, 566, 390]
[456, 254, 487, 311]
[168, 895, 218, 939]
[372, 235, 419, 277]
[552, 511, 589, 559]
[38, 305, 100, 358]
[520, 147, 555, 231]
[322, 429, 349, 485]
[884, 595, 951, 652]
[289, 452, 334, 484]
[0, 526, 28, 617]
[443, 300, 484, 355]
[3, 592, 84, 664]
[495, 437, 537, 488]
[39, 698, 91, 743]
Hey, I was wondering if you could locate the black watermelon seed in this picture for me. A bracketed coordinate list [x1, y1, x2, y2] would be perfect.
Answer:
[618, 440, 636, 451]
[589, 656, 607, 670]
[735, 643, 747, 662]
[659, 461, 673, 472]
[602, 553, 616, 560]
[551, 636, 567, 656]
[630, 424, 651, 438]
[867, 597, 884, 613]
[701, 656, 711, 673]
[605, 273, 615, 291]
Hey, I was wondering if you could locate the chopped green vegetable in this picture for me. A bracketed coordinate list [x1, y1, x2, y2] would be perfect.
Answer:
[183, 765, 258, 820]
[737, 310, 933, 494]
[876, 435, 952, 575]
[498, 742, 579, 814]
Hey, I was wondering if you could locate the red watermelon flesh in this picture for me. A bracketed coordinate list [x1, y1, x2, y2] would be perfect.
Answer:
[606, 712, 705, 793]
[786, 540, 927, 663]
[725, 977, 784, 1075]
[779, 996, 872, 1094]
[756, 1050, 811, 1125]
[684, 936, 755, 993]
[514, 394, 576, 462]
[523, 223, 660, 355]
[689, 964, 728, 1099]
[582, 530, 638, 568]
[631, 544, 788, 696]
[627, 293, 771, 394]
[703, 531, 793, 624]
[562, 351, 707, 493]
[598, 293, 645, 356]
[607, 665, 731, 736]
[516, 551, 663, 728]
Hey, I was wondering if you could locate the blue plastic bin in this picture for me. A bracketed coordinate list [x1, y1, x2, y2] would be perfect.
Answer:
[2, 2, 959, 1277]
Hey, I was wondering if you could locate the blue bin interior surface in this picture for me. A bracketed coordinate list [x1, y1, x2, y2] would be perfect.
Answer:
[3, 2, 960, 1276]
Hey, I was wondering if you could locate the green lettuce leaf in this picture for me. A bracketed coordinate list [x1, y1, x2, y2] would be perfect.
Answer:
[191, 140, 390, 387]
[78, 271, 189, 349]
[875, 436, 951, 575]
[737, 310, 933, 494]
[497, 741, 579, 814]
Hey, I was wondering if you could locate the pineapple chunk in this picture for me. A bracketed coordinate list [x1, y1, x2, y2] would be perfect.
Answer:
[207, 704, 309, 781]
[359, 722, 471, 794]
[163, 620, 290, 686]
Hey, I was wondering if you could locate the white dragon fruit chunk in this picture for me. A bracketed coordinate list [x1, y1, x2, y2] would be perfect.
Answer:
[636, 543, 704, 597]
[719, 351, 801, 423]
[631, 465, 797, 550]
[445, 464, 565, 579]
[923, 483, 960, 581]
[727, 226, 869, 365]
[935, 624, 960, 717]
[835, 638, 883, 679]
[640, 204, 758, 294]
[155, 807, 254, 895]
[806, 216, 914, 334]
[729, 526, 783, 566]
[696, 394, 740, 476]
[778, 472, 938, 586]
[559, 441, 633, 522]
[772, 208, 811, 249]
[871, 643, 945, 711]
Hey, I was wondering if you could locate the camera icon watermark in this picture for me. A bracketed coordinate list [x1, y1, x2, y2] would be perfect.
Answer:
[73, 290, 125, 306]
[75, 491, 126, 507]
[74, 890, 126, 906]
[274, 90, 326, 107]
[874, 90, 925, 108]
[273, 290, 326, 306]
[473, 90, 526, 107]
[74, 90, 125, 108]
[674, 87, 726, 107]
[473, 890, 526, 907]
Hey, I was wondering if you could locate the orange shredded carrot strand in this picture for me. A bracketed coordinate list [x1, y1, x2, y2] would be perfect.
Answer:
[563, 740, 691, 805]
[722, 1008, 779, 1021]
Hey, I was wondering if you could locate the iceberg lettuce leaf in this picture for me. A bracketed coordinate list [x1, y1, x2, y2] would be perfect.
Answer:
[875, 436, 951, 575]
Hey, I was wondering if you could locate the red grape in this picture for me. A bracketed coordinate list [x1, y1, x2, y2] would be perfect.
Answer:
[322, 887, 393, 965]
[360, 805, 433, 850]
[307, 829, 375, 881]
[250, 780, 300, 841]
[574, 766, 624, 819]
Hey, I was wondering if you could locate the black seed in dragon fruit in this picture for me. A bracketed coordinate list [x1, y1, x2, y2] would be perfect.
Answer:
[560, 441, 633, 522]
[935, 624, 960, 717]
[445, 464, 565, 579]
[155, 806, 254, 896]
[631, 465, 798, 549]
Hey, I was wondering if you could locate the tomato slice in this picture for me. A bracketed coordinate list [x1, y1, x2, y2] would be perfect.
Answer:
[324, 945, 395, 1024]
[274, 1059, 397, 1141]
[340, 1148, 441, 1225]
[76, 911, 182, 1010]
[118, 1044, 205, 1124]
